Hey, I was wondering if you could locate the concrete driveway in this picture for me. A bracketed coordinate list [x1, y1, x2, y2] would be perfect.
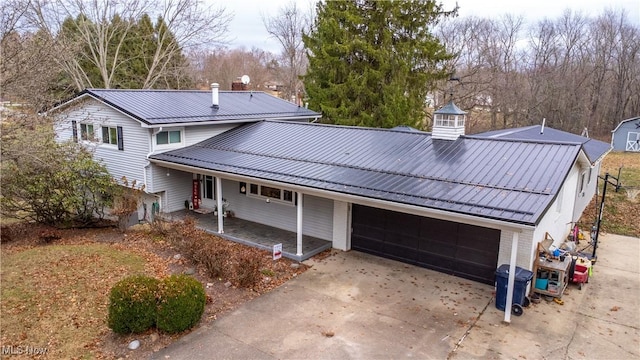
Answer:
[152, 234, 639, 359]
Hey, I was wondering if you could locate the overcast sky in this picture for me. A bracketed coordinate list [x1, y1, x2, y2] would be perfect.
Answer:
[222, 0, 640, 53]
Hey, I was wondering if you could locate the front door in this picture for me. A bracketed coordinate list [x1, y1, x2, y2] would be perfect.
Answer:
[200, 175, 217, 209]
[626, 132, 640, 152]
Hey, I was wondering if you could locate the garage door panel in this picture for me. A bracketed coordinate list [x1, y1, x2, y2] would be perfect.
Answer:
[458, 224, 500, 252]
[456, 247, 498, 267]
[454, 261, 496, 284]
[384, 243, 418, 262]
[351, 205, 500, 285]
[352, 235, 384, 254]
[416, 252, 454, 272]
[354, 225, 385, 242]
[420, 217, 458, 239]
[419, 239, 457, 257]
[387, 211, 421, 236]
[352, 205, 386, 228]
[385, 232, 420, 248]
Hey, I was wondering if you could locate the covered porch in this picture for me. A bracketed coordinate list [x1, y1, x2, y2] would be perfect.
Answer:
[161, 210, 332, 262]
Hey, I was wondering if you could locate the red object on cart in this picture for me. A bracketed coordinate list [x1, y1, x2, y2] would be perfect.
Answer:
[571, 263, 589, 290]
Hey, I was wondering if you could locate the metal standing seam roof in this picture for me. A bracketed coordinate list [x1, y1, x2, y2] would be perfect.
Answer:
[71, 88, 320, 125]
[150, 121, 583, 226]
[474, 125, 611, 164]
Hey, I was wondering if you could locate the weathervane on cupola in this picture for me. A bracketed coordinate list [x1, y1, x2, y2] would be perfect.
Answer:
[432, 74, 466, 141]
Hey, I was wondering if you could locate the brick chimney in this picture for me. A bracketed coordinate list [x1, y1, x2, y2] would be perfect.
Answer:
[231, 80, 248, 91]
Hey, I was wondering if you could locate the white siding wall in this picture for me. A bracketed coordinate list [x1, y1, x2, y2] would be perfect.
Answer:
[493, 163, 583, 272]
[220, 179, 334, 240]
[56, 100, 150, 186]
[150, 166, 193, 213]
[185, 124, 238, 146]
[572, 161, 601, 222]
[497, 228, 536, 270]
[332, 201, 351, 250]
[432, 126, 465, 140]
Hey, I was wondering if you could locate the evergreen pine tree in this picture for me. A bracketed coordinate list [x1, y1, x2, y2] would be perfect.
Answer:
[303, 0, 454, 128]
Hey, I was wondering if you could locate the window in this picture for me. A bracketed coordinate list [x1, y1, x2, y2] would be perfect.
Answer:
[156, 130, 182, 145]
[80, 123, 94, 140]
[434, 114, 463, 127]
[247, 183, 294, 205]
[260, 185, 281, 199]
[202, 175, 215, 200]
[72, 120, 78, 142]
[102, 126, 123, 150]
[102, 126, 117, 145]
[556, 186, 564, 213]
[579, 172, 586, 194]
[588, 168, 593, 184]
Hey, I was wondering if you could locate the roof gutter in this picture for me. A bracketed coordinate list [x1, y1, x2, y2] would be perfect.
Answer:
[149, 158, 532, 232]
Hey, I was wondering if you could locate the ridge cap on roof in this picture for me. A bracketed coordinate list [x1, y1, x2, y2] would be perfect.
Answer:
[87, 88, 275, 95]
[262, 119, 433, 135]
[464, 133, 583, 146]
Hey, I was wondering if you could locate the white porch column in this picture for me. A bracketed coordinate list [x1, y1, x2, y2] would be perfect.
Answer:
[216, 177, 223, 234]
[296, 192, 303, 256]
[504, 231, 519, 323]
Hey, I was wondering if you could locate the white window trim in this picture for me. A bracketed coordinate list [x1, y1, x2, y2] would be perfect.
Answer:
[556, 186, 564, 214]
[153, 127, 185, 150]
[101, 126, 118, 147]
[246, 183, 295, 206]
[434, 114, 465, 128]
[579, 171, 586, 196]
[201, 175, 216, 201]
[80, 122, 95, 142]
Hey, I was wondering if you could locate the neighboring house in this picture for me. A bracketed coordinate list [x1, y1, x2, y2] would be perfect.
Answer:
[53, 91, 610, 292]
[611, 116, 640, 152]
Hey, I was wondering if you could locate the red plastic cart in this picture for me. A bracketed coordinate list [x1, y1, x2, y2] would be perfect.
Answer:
[570, 261, 589, 290]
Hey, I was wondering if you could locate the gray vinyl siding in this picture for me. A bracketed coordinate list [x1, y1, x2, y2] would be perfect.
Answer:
[185, 124, 239, 145]
[57, 99, 150, 186]
[220, 179, 334, 241]
[150, 165, 193, 213]
[572, 161, 601, 222]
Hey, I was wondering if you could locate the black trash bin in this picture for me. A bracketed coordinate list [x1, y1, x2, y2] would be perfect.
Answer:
[495, 264, 534, 314]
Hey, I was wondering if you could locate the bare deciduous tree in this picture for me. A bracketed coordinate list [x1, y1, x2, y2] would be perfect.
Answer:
[436, 8, 639, 137]
[25, 0, 231, 90]
[188, 47, 277, 91]
[263, 1, 310, 102]
[1, 0, 60, 109]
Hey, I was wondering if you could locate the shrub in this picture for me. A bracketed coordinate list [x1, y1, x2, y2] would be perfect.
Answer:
[235, 251, 264, 288]
[108, 275, 160, 334]
[199, 247, 230, 279]
[156, 275, 206, 333]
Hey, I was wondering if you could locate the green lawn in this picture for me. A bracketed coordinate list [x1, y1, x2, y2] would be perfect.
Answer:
[580, 152, 640, 237]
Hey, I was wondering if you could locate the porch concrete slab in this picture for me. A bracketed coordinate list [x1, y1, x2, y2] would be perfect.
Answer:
[161, 210, 331, 261]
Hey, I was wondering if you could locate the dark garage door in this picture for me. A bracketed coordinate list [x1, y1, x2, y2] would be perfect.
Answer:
[351, 205, 500, 285]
